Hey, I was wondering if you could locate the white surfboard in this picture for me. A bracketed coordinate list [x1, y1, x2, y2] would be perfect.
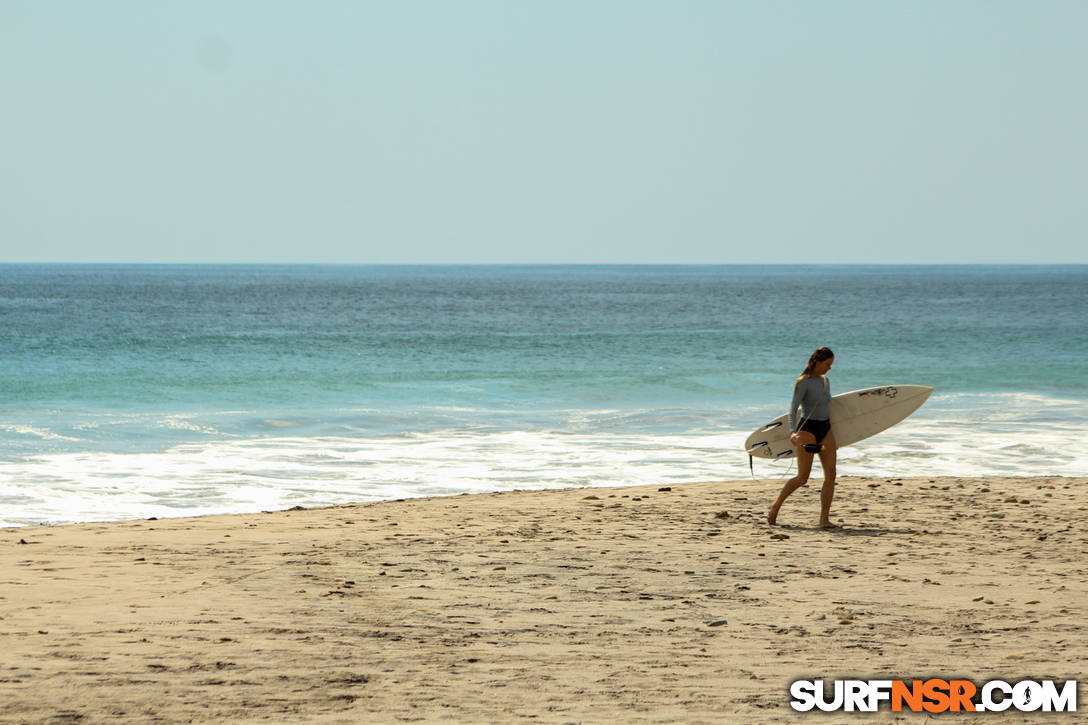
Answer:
[744, 384, 934, 460]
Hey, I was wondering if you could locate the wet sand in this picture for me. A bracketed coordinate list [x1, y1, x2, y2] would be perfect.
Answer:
[2, 476, 1085, 723]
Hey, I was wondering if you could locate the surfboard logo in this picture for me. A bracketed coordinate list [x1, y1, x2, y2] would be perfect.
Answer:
[858, 386, 898, 399]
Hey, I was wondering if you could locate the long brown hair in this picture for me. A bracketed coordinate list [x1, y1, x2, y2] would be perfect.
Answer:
[795, 346, 834, 387]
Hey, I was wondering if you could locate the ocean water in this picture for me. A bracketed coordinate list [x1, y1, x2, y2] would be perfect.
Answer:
[1, 264, 1085, 526]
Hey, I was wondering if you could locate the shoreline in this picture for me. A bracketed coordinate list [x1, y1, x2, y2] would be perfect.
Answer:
[2, 475, 1085, 723]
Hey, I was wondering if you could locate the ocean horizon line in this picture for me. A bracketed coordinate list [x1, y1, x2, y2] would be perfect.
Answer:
[3, 261, 1087, 269]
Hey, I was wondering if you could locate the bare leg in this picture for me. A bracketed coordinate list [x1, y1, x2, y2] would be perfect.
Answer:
[817, 428, 838, 528]
[769, 431, 815, 525]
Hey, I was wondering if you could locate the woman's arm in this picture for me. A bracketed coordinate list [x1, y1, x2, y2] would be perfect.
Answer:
[788, 380, 806, 432]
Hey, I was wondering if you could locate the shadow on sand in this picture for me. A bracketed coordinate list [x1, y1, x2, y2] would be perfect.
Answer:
[772, 523, 923, 537]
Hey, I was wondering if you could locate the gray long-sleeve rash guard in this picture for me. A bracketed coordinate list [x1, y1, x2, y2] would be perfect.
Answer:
[789, 376, 831, 432]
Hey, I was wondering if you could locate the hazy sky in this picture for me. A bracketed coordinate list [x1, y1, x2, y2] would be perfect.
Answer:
[3, 1, 1086, 264]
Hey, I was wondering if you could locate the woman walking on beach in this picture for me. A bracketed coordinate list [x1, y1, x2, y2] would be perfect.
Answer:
[768, 346, 838, 528]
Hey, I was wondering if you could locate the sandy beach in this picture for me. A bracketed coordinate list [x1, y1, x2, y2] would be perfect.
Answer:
[2, 475, 1085, 723]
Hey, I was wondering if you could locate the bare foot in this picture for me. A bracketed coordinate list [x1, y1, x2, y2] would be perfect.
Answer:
[819, 521, 839, 530]
[768, 503, 781, 525]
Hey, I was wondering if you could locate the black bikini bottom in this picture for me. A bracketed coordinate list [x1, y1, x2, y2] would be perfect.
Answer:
[799, 418, 831, 444]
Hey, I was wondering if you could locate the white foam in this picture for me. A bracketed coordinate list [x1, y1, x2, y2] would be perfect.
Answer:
[157, 416, 225, 435]
[2, 415, 1086, 528]
[0, 424, 82, 442]
[3, 392, 1087, 527]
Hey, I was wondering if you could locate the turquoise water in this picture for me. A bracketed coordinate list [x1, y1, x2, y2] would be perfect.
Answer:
[1, 264, 1085, 525]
